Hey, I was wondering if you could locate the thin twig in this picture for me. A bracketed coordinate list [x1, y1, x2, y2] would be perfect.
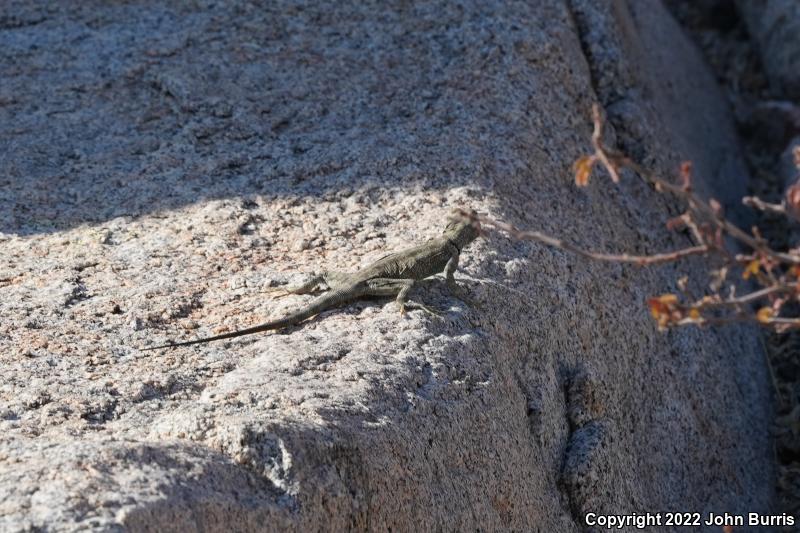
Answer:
[743, 196, 787, 215]
[692, 284, 796, 309]
[454, 103, 800, 334]
[586, 104, 800, 265]
[463, 211, 709, 265]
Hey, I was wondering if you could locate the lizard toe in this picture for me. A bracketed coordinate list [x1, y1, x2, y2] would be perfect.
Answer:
[404, 301, 443, 316]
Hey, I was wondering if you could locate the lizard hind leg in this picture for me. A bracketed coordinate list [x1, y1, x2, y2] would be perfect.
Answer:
[444, 254, 475, 306]
[365, 278, 442, 316]
[268, 274, 328, 299]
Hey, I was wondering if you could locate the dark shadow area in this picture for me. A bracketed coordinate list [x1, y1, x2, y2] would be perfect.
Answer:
[666, 0, 800, 519]
[1, 0, 500, 236]
[9, 431, 366, 530]
[117, 427, 370, 530]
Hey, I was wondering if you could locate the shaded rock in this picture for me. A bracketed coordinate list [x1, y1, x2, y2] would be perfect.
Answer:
[735, 0, 800, 98]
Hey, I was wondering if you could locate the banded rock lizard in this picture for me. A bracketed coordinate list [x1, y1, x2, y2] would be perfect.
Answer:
[143, 211, 481, 350]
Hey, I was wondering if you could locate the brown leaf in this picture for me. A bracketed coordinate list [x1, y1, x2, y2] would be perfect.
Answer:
[742, 260, 760, 280]
[679, 160, 692, 190]
[573, 155, 596, 187]
[756, 307, 773, 324]
[647, 294, 681, 330]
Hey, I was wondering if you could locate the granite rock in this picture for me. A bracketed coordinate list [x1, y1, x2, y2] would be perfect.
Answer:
[0, 1, 774, 531]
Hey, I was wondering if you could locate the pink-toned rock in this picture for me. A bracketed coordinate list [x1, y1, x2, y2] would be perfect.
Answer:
[0, 1, 774, 531]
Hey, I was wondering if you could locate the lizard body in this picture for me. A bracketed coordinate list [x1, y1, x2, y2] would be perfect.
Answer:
[142, 212, 480, 350]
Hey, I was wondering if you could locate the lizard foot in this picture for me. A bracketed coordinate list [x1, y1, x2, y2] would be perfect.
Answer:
[402, 300, 443, 316]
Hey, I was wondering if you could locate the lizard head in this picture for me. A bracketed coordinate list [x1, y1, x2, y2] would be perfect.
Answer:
[444, 208, 482, 250]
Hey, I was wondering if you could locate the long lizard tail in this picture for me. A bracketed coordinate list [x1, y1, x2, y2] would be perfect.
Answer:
[141, 289, 356, 350]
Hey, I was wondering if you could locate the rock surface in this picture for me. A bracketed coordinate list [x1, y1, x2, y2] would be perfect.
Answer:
[0, 1, 774, 531]
[735, 0, 800, 99]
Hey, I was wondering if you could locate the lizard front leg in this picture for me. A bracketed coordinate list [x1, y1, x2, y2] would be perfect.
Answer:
[365, 278, 441, 315]
[444, 252, 474, 305]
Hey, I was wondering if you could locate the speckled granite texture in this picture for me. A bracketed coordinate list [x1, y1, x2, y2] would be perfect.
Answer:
[0, 1, 774, 531]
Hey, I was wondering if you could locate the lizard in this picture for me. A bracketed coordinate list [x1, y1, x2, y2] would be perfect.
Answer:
[142, 210, 481, 350]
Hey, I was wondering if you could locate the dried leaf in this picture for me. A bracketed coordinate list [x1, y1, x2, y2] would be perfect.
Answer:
[756, 307, 773, 324]
[647, 298, 662, 319]
[647, 294, 684, 330]
[688, 308, 700, 320]
[648, 294, 678, 319]
[573, 155, 596, 187]
[742, 260, 760, 280]
[679, 161, 692, 190]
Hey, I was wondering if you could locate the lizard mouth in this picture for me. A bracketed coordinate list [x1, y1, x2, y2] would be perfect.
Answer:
[452, 208, 484, 237]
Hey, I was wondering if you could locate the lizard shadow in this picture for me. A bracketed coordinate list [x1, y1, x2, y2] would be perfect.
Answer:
[244, 277, 469, 341]
[146, 275, 470, 349]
